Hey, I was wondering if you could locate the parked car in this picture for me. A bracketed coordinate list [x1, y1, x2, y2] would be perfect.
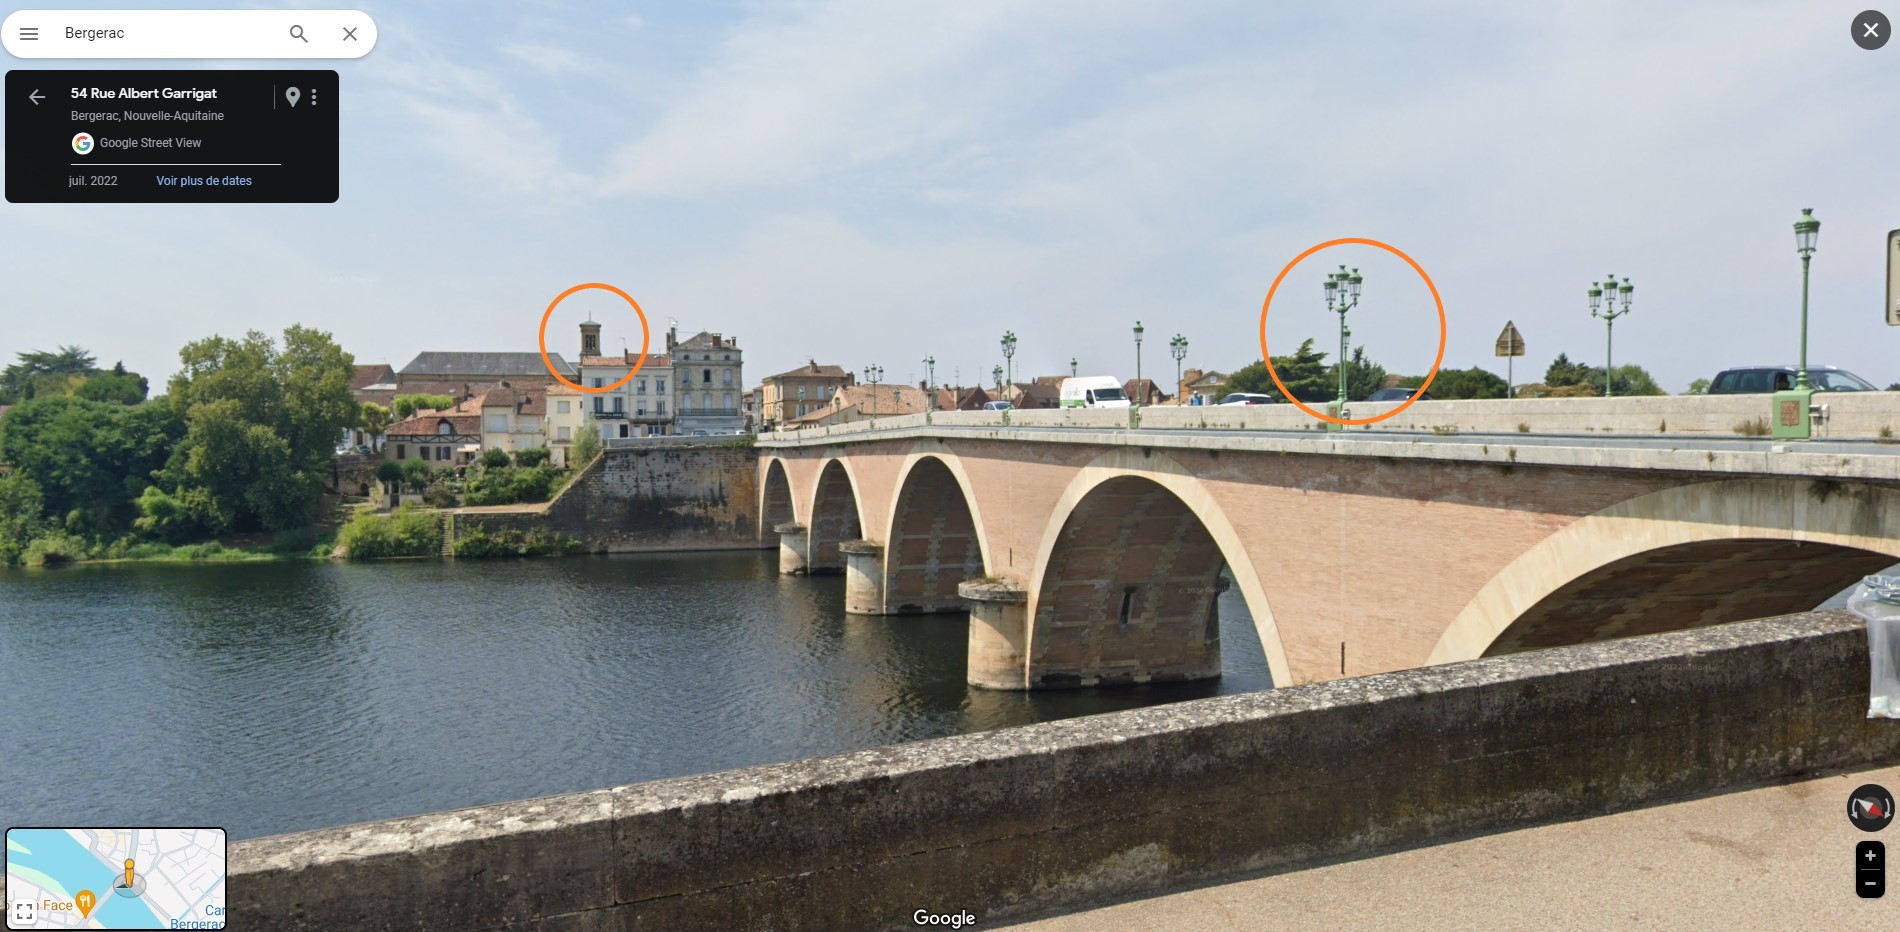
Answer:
[1367, 387, 1432, 402]
[982, 400, 1013, 411]
[1216, 392, 1275, 405]
[1706, 365, 1877, 394]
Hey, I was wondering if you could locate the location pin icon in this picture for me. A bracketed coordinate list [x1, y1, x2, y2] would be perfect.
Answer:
[286, 86, 301, 107]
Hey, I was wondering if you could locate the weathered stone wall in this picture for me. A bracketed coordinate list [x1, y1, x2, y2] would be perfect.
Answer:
[229, 611, 1900, 931]
[457, 443, 768, 552]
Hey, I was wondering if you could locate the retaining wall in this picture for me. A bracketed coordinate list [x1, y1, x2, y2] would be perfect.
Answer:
[228, 610, 1899, 930]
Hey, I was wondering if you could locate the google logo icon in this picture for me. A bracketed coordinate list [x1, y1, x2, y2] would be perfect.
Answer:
[71, 132, 94, 155]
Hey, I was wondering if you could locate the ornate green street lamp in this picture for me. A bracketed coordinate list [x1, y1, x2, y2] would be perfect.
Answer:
[1169, 334, 1188, 401]
[1323, 266, 1362, 428]
[865, 363, 883, 417]
[1588, 275, 1632, 397]
[1000, 331, 1017, 389]
[1775, 209, 1822, 438]
[1132, 321, 1145, 408]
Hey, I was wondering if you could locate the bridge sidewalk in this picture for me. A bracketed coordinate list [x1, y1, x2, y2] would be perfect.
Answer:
[1000, 763, 1900, 930]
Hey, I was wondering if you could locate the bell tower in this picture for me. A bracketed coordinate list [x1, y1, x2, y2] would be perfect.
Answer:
[580, 319, 601, 358]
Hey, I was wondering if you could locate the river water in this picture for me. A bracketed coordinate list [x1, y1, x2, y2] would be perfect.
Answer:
[0, 551, 1271, 840]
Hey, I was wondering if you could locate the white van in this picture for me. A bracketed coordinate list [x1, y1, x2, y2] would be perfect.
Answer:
[1060, 376, 1131, 409]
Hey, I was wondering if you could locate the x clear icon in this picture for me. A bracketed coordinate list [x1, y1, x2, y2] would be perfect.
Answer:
[1854, 10, 1891, 50]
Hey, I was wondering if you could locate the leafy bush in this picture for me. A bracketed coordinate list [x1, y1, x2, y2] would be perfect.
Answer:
[422, 486, 460, 508]
[480, 447, 511, 469]
[453, 525, 583, 558]
[336, 505, 442, 559]
[0, 472, 47, 566]
[462, 466, 557, 507]
[22, 532, 86, 567]
[401, 457, 432, 492]
[513, 446, 551, 468]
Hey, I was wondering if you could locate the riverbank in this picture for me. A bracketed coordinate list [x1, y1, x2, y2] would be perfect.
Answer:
[5, 529, 339, 568]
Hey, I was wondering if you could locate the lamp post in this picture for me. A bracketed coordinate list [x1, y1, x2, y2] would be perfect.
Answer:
[865, 364, 883, 417]
[1169, 334, 1188, 402]
[1132, 321, 1145, 408]
[1070, 357, 1077, 378]
[1587, 275, 1633, 397]
[1000, 331, 1017, 391]
[1323, 266, 1363, 427]
[1775, 209, 1822, 439]
[923, 355, 937, 410]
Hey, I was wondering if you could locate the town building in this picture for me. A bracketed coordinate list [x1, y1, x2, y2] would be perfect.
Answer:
[577, 318, 675, 440]
[382, 383, 545, 468]
[669, 327, 746, 434]
[395, 351, 574, 397]
[1180, 368, 1229, 405]
[1003, 382, 1061, 409]
[790, 382, 931, 428]
[758, 361, 854, 430]
[544, 383, 586, 467]
[345, 363, 399, 451]
[1124, 378, 1169, 406]
[478, 384, 547, 452]
[932, 385, 992, 411]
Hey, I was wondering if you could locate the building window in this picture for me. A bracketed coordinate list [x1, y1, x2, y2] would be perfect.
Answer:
[591, 377, 602, 388]
[724, 393, 733, 411]
[594, 397, 603, 413]
[702, 369, 711, 383]
[556, 400, 570, 414]
[682, 396, 694, 412]
[657, 380, 665, 393]
[723, 369, 733, 385]
[658, 401, 666, 415]
[619, 424, 629, 438]
[396, 444, 406, 460]
[437, 420, 453, 435]
[702, 392, 712, 411]
[557, 426, 571, 441]
[723, 354, 731, 360]
[612, 396, 623, 413]
[486, 414, 508, 433]
[437, 446, 450, 461]
[637, 379, 646, 394]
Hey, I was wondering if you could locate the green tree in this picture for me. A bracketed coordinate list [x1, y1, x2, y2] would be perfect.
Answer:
[358, 402, 392, 446]
[1685, 377, 1711, 395]
[0, 346, 96, 403]
[73, 363, 149, 405]
[480, 447, 511, 470]
[513, 446, 550, 468]
[1224, 338, 1335, 402]
[0, 396, 183, 533]
[1611, 365, 1665, 396]
[1400, 366, 1508, 399]
[392, 394, 456, 419]
[1544, 353, 1598, 388]
[401, 457, 432, 493]
[0, 472, 47, 566]
[164, 326, 358, 531]
[570, 421, 603, 467]
[1340, 346, 1387, 402]
[375, 460, 404, 499]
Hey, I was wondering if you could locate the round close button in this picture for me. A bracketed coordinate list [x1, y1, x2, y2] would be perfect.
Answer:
[1854, 10, 1891, 50]
[1850, 783, 1895, 832]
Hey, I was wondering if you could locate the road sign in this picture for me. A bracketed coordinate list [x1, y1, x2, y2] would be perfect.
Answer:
[1888, 230, 1900, 326]
[1494, 321, 1525, 356]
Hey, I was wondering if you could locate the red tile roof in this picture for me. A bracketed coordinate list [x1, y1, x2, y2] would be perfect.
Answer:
[386, 413, 481, 438]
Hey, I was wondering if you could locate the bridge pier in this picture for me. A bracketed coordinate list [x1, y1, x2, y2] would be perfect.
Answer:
[840, 540, 885, 614]
[773, 522, 809, 575]
[961, 579, 1030, 689]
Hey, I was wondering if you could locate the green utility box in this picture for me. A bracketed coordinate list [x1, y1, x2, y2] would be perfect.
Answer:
[1770, 387, 1813, 439]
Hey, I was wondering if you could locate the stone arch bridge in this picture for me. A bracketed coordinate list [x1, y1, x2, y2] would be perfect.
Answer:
[758, 405, 1900, 690]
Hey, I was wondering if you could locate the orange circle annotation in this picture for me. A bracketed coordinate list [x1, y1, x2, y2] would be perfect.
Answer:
[537, 282, 651, 394]
[1257, 238, 1446, 426]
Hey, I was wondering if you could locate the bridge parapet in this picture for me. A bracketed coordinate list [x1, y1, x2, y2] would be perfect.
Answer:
[228, 610, 1900, 930]
[762, 392, 1900, 443]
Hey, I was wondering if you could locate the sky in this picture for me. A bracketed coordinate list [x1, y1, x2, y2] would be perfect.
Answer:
[4, 0, 1900, 396]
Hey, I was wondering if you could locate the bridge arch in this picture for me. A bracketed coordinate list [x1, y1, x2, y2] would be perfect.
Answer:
[758, 457, 795, 538]
[878, 446, 992, 613]
[805, 457, 865, 574]
[1020, 449, 1292, 688]
[1428, 478, 1900, 663]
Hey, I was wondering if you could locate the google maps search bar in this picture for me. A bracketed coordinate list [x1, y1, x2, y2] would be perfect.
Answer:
[1, 9, 377, 59]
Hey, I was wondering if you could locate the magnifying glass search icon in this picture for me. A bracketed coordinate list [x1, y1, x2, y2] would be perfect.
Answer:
[289, 24, 307, 43]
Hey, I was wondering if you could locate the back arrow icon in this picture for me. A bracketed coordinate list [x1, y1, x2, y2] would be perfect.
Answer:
[28, 89, 43, 105]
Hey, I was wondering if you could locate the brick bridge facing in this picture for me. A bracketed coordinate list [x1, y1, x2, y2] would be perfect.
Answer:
[760, 418, 1900, 690]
